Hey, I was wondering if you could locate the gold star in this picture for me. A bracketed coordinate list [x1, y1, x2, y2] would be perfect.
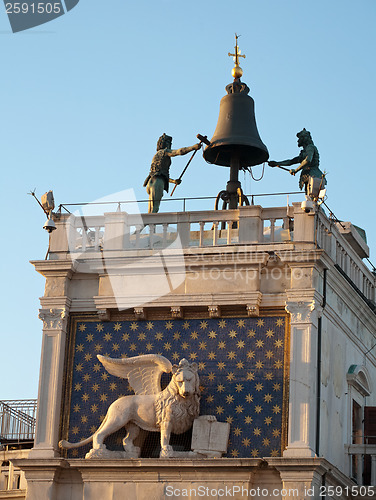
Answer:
[112, 343, 120, 351]
[226, 416, 234, 424]
[247, 350, 255, 360]
[76, 344, 84, 352]
[181, 342, 189, 350]
[130, 322, 139, 331]
[271, 449, 279, 457]
[235, 405, 244, 414]
[129, 343, 137, 351]
[75, 363, 83, 372]
[255, 405, 262, 414]
[265, 372, 274, 380]
[251, 448, 259, 457]
[207, 372, 216, 381]
[208, 330, 217, 339]
[262, 438, 270, 447]
[104, 332, 112, 342]
[235, 384, 243, 392]
[218, 341, 226, 349]
[253, 427, 261, 436]
[265, 329, 274, 338]
[122, 333, 129, 342]
[198, 362, 206, 370]
[138, 332, 146, 341]
[101, 373, 109, 381]
[83, 374, 91, 382]
[90, 425, 97, 434]
[233, 427, 242, 436]
[218, 320, 226, 328]
[276, 318, 284, 327]
[216, 406, 224, 415]
[274, 339, 283, 348]
[246, 372, 255, 381]
[73, 404, 80, 412]
[109, 383, 117, 391]
[236, 361, 244, 369]
[255, 383, 263, 392]
[229, 330, 237, 338]
[94, 344, 102, 352]
[236, 340, 245, 349]
[206, 395, 214, 403]
[273, 383, 281, 391]
[247, 329, 256, 338]
[173, 331, 181, 340]
[257, 319, 264, 327]
[92, 384, 99, 392]
[242, 437, 251, 447]
[146, 342, 153, 351]
[199, 341, 207, 350]
[100, 393, 107, 402]
[189, 352, 198, 361]
[145, 321, 154, 330]
[114, 323, 122, 331]
[227, 372, 235, 381]
[155, 332, 163, 340]
[264, 394, 273, 403]
[78, 324, 86, 332]
[82, 393, 89, 402]
[237, 319, 246, 328]
[274, 360, 283, 369]
[272, 405, 281, 414]
[245, 416, 253, 424]
[200, 321, 208, 330]
[72, 426, 80, 435]
[191, 331, 198, 339]
[265, 350, 274, 359]
[264, 416, 272, 426]
[81, 415, 88, 424]
[93, 363, 101, 372]
[255, 360, 264, 369]
[172, 352, 180, 361]
[227, 351, 236, 360]
[226, 395, 234, 404]
[217, 362, 226, 370]
[255, 339, 264, 348]
[165, 321, 174, 330]
[208, 352, 216, 360]
[245, 394, 253, 403]
[91, 404, 98, 413]
[272, 428, 281, 438]
[217, 384, 225, 392]
[164, 342, 172, 351]
[86, 333, 94, 342]
[182, 321, 190, 330]
[231, 449, 239, 458]
[96, 323, 104, 332]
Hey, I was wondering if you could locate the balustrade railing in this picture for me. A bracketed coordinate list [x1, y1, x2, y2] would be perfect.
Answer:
[346, 443, 376, 486]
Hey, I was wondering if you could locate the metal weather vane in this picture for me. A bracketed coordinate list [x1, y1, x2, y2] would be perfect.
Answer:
[228, 33, 246, 79]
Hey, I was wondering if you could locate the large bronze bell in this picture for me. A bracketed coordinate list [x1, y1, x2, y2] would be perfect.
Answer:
[204, 80, 269, 168]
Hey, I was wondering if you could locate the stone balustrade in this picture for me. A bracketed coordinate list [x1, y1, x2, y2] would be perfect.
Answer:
[346, 444, 376, 486]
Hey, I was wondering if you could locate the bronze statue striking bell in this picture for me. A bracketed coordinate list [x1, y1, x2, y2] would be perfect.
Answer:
[204, 80, 269, 168]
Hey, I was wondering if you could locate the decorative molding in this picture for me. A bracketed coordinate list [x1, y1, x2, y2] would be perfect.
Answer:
[134, 307, 146, 320]
[171, 306, 183, 319]
[347, 364, 372, 397]
[208, 305, 221, 318]
[38, 308, 67, 330]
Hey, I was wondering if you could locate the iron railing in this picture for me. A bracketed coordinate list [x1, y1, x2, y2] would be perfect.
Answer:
[0, 400, 37, 444]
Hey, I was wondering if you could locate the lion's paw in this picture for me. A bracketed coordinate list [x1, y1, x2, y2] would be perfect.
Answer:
[159, 445, 174, 458]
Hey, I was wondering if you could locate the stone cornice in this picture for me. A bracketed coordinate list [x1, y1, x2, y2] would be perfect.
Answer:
[31, 260, 77, 278]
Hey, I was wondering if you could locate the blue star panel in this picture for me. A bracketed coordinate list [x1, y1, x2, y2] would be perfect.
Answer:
[62, 316, 288, 458]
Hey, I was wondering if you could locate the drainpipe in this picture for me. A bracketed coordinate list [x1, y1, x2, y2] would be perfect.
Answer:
[316, 268, 327, 456]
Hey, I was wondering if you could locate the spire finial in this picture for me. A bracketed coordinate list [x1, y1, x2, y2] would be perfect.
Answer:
[228, 33, 246, 80]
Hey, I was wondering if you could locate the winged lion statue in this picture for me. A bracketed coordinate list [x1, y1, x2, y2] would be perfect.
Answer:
[59, 354, 202, 458]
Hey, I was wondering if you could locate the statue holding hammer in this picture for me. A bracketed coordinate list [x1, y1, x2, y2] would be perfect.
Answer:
[144, 133, 205, 213]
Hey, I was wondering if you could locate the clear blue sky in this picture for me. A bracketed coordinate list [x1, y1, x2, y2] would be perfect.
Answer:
[1, 0, 375, 400]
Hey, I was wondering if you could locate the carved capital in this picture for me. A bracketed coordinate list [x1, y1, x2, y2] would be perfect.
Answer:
[38, 308, 67, 330]
[208, 305, 221, 318]
[171, 306, 183, 319]
[134, 307, 146, 321]
[285, 300, 321, 324]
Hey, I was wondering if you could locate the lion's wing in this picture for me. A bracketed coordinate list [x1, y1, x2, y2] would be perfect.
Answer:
[97, 354, 172, 395]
